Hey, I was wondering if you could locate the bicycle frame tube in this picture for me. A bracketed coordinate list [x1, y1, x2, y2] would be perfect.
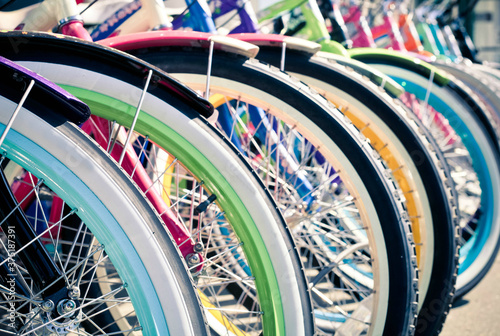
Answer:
[256, 0, 306, 23]
[0, 168, 65, 296]
[426, 20, 453, 58]
[90, 0, 162, 40]
[416, 21, 442, 55]
[172, 0, 216, 32]
[342, 5, 377, 48]
[370, 9, 407, 51]
[439, 23, 463, 60]
[450, 18, 478, 61]
[90, 0, 218, 40]
[210, 0, 259, 34]
[398, 13, 438, 59]
[0, 0, 91, 40]
[82, 0, 172, 40]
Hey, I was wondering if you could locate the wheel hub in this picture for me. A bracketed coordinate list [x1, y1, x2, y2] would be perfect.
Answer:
[28, 290, 83, 335]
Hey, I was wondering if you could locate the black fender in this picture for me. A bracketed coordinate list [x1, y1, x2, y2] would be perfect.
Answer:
[0, 31, 214, 120]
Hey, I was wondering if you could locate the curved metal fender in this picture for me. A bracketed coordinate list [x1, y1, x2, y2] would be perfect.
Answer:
[0, 30, 214, 118]
[101, 30, 259, 58]
[0, 54, 90, 125]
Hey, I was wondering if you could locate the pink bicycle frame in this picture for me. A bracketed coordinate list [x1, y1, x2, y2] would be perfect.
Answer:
[370, 8, 407, 51]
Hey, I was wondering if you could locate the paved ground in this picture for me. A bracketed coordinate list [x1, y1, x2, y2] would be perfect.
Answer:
[440, 254, 500, 335]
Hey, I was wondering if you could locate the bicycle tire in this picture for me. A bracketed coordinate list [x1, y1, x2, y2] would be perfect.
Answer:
[0, 63, 209, 335]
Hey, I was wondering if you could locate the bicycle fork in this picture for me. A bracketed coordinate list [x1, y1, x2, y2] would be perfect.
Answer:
[0, 167, 84, 331]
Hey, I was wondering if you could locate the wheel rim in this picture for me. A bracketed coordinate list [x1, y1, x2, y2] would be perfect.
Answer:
[0, 121, 170, 335]
[60, 86, 287, 335]
[165, 79, 391, 335]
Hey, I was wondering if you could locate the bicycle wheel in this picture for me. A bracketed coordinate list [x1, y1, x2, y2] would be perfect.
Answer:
[0, 57, 209, 335]
[0, 31, 314, 336]
[110, 39, 419, 335]
[349, 52, 500, 302]
[248, 44, 459, 333]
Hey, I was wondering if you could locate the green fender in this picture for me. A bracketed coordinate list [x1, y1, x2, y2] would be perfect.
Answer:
[348, 48, 450, 87]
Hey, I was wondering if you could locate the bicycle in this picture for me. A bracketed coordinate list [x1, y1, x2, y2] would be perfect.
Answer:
[0, 54, 211, 335]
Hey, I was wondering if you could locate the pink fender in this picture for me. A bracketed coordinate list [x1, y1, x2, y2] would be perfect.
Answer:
[100, 30, 259, 58]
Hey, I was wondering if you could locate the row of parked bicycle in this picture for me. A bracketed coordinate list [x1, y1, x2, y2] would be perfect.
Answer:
[0, 0, 497, 335]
